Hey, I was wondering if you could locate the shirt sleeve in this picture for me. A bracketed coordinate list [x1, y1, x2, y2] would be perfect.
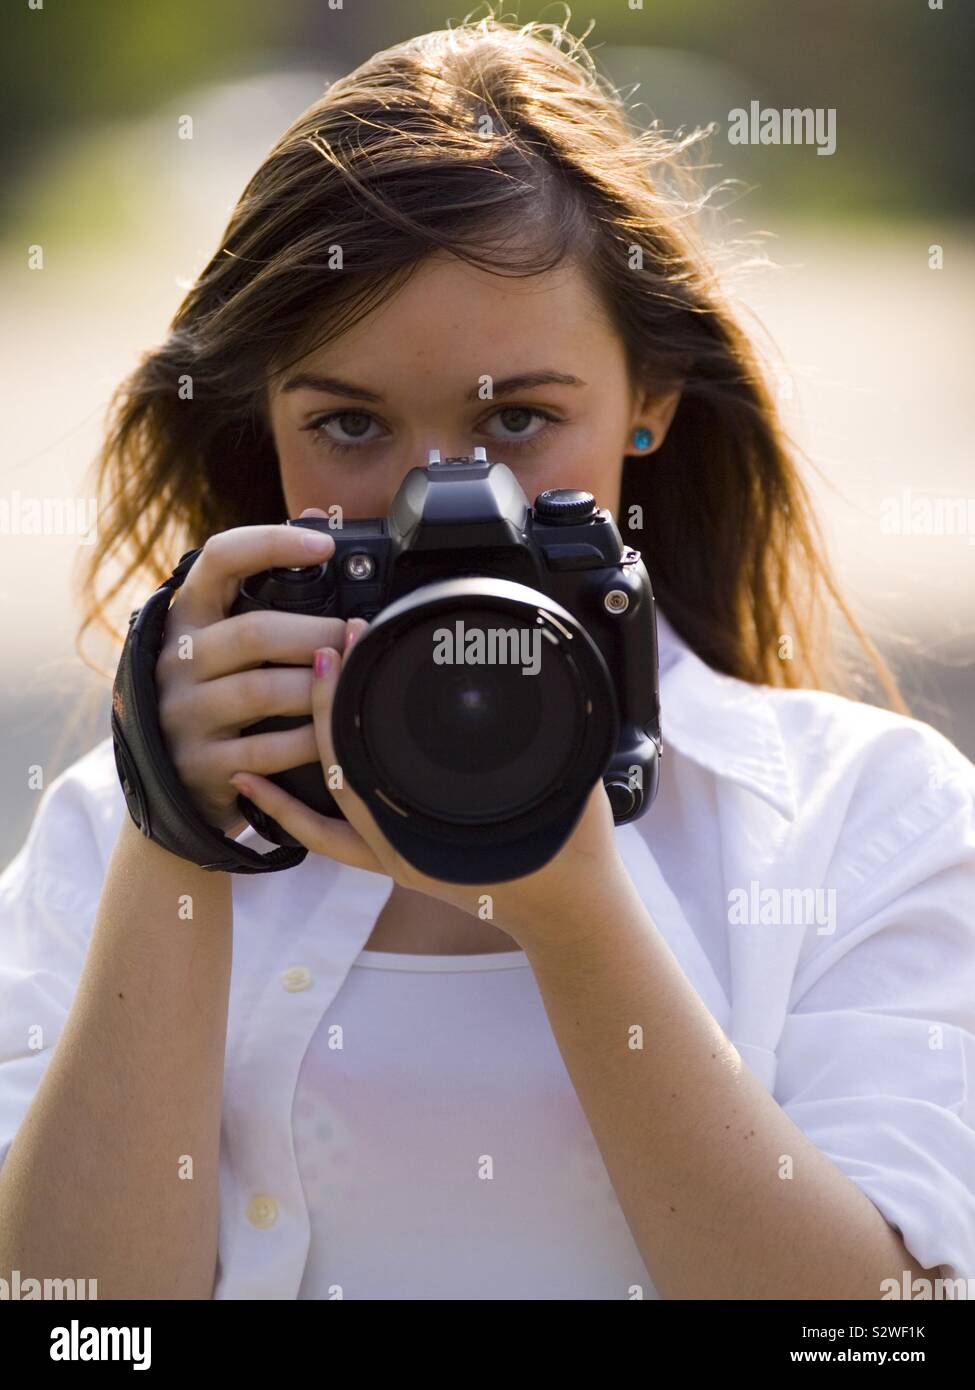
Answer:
[0, 766, 106, 1175]
[774, 792, 975, 1287]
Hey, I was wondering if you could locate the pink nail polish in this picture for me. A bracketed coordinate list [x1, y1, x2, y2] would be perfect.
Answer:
[313, 648, 333, 678]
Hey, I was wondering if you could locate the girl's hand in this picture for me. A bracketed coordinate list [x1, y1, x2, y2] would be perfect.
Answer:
[229, 619, 634, 951]
[156, 510, 348, 836]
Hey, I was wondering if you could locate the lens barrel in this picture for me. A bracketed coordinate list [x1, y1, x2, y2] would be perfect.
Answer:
[331, 576, 619, 879]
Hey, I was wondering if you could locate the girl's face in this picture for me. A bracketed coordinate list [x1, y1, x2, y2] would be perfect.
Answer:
[266, 251, 681, 521]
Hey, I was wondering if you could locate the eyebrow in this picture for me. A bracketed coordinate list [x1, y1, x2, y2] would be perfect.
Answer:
[278, 369, 586, 402]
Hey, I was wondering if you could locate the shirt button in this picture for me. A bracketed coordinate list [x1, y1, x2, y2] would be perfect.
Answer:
[247, 1194, 279, 1228]
[281, 965, 313, 992]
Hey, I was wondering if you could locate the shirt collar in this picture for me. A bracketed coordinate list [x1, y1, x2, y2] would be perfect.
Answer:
[655, 607, 797, 822]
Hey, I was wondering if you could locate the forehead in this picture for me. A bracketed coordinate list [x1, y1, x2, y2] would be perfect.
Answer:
[272, 253, 618, 392]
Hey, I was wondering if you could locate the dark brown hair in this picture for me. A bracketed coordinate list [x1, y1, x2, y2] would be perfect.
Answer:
[75, 11, 903, 708]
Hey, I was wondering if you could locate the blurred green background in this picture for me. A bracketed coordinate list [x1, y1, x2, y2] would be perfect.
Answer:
[3, 0, 974, 232]
[1, 0, 973, 865]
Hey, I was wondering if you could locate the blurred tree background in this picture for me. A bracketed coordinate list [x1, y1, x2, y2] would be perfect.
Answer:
[2, 0, 973, 234]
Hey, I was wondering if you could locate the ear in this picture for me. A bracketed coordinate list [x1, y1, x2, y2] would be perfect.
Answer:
[627, 384, 683, 454]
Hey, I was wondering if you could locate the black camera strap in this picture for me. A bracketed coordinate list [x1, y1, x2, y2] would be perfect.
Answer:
[111, 548, 307, 873]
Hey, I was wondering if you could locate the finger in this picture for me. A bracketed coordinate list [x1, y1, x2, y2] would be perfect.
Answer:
[168, 723, 319, 801]
[160, 665, 315, 738]
[175, 522, 336, 628]
[229, 771, 384, 873]
[309, 622, 380, 844]
[167, 610, 348, 683]
[208, 722, 322, 778]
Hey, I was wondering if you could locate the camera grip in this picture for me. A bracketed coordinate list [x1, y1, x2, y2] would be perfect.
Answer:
[111, 549, 308, 873]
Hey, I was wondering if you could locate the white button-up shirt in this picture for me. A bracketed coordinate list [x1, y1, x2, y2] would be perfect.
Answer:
[1, 612, 973, 1296]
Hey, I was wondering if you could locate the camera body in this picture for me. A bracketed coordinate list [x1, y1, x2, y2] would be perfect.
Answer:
[230, 448, 661, 882]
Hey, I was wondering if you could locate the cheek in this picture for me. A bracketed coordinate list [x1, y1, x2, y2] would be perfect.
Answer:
[523, 447, 624, 513]
[276, 448, 324, 513]
[274, 442, 391, 520]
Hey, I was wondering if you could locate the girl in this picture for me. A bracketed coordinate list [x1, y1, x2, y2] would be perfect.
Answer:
[1, 16, 973, 1301]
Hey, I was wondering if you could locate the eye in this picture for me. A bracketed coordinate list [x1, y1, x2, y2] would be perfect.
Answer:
[300, 404, 565, 456]
[301, 410, 386, 453]
[481, 406, 564, 451]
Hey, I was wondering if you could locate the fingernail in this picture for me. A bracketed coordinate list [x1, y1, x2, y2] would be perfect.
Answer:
[230, 773, 252, 794]
[300, 528, 333, 555]
[313, 647, 336, 679]
[345, 618, 366, 651]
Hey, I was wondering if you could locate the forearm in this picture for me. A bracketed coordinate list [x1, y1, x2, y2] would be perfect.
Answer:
[515, 877, 934, 1300]
[0, 814, 233, 1300]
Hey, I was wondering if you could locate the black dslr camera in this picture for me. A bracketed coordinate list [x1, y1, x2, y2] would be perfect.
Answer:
[229, 447, 661, 883]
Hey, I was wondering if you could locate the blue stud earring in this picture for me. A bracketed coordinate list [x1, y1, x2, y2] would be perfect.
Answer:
[633, 426, 654, 450]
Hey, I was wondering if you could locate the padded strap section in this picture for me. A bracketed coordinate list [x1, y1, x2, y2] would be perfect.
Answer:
[111, 548, 307, 873]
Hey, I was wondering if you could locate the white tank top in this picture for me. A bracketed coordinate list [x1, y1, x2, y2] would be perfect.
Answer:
[294, 948, 656, 1300]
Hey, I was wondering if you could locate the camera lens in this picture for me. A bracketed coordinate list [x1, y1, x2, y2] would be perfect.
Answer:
[358, 604, 589, 821]
[409, 651, 541, 772]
